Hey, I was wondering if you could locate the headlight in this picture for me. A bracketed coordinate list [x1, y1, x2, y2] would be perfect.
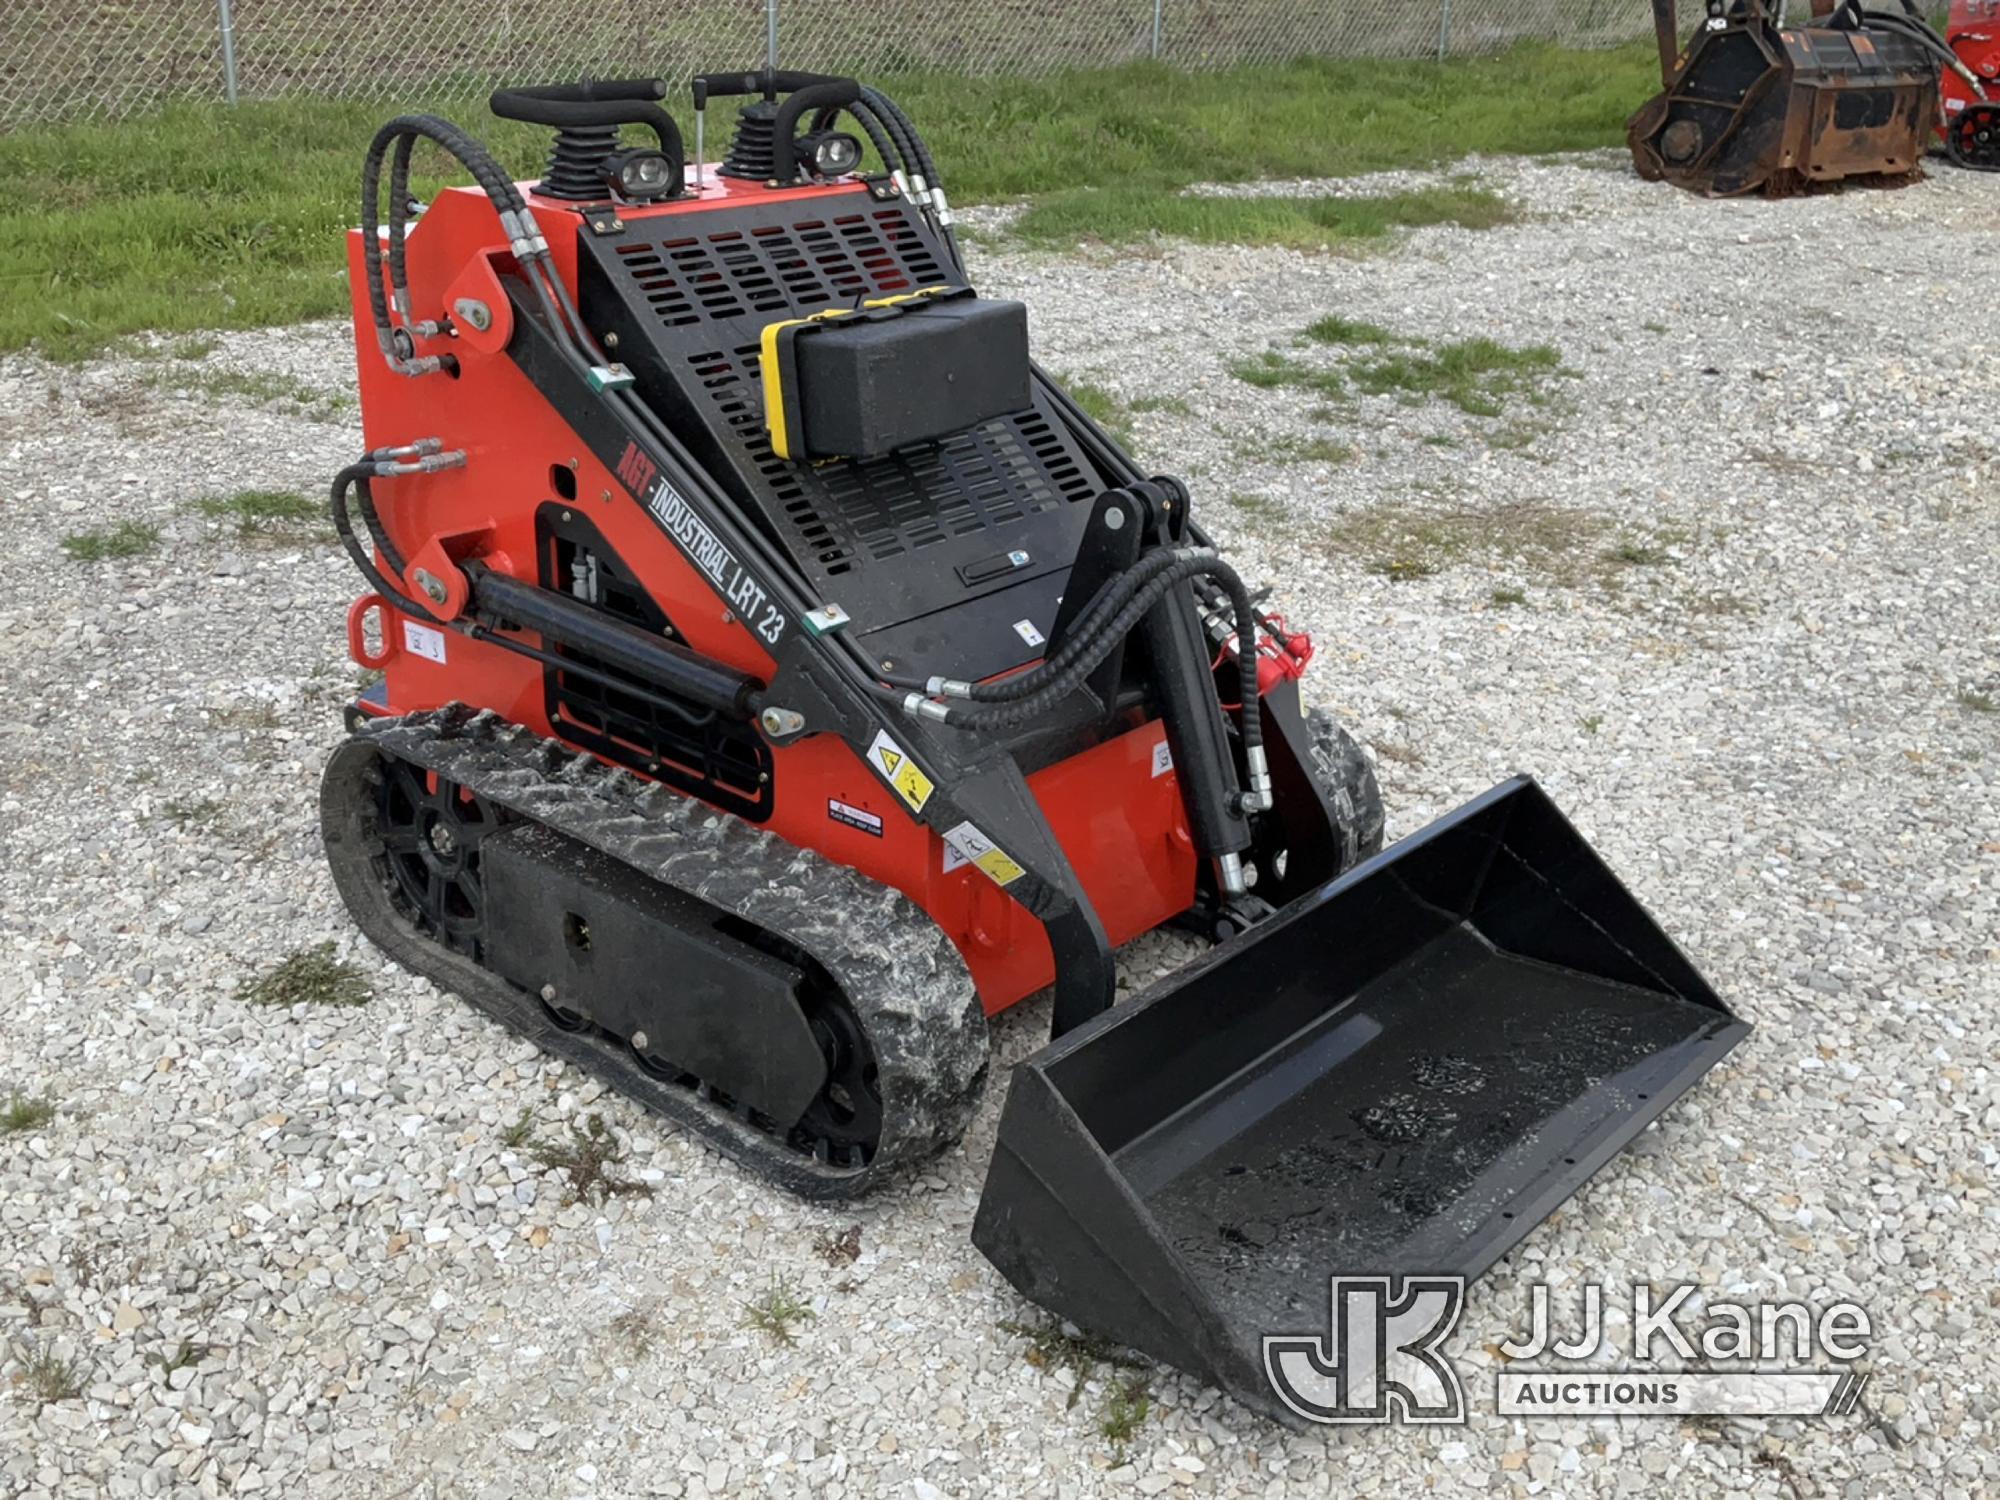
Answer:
[605, 149, 676, 201]
[798, 130, 863, 179]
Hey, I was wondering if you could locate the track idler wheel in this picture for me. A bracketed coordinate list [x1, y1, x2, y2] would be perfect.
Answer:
[1947, 103, 2000, 171]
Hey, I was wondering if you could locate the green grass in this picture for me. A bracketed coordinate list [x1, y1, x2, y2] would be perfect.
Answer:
[1304, 315, 1396, 346]
[60, 521, 160, 561]
[1, 1093, 57, 1135]
[0, 44, 1656, 358]
[1229, 350, 1346, 398]
[1958, 689, 1997, 714]
[1344, 338, 1565, 417]
[1235, 321, 1569, 420]
[1607, 539, 1674, 567]
[1099, 1373, 1152, 1463]
[1010, 183, 1515, 250]
[1063, 380, 1134, 447]
[1271, 435, 1354, 465]
[190, 488, 325, 539]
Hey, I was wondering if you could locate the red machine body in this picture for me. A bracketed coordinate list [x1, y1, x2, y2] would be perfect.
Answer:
[321, 80, 1750, 1417]
[343, 174, 1202, 1018]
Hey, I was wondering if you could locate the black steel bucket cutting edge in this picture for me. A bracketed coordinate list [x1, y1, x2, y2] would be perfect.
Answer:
[973, 775, 1749, 1423]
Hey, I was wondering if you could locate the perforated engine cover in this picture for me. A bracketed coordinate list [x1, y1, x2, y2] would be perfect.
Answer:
[575, 186, 1106, 680]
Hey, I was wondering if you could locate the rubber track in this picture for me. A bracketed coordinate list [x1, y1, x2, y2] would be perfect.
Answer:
[1304, 709, 1387, 872]
[320, 704, 990, 1200]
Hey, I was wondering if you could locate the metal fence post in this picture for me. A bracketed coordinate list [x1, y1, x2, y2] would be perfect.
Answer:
[1437, 0, 1453, 61]
[1151, 0, 1164, 59]
[217, 0, 240, 105]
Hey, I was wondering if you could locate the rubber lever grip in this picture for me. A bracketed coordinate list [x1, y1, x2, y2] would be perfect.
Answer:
[691, 69, 845, 101]
[487, 79, 685, 185]
[771, 79, 863, 183]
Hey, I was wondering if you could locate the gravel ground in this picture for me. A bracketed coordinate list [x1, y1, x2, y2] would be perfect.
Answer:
[2, 150, 1997, 1499]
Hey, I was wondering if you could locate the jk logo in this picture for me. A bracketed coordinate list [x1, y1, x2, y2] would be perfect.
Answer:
[1263, 1276, 1467, 1425]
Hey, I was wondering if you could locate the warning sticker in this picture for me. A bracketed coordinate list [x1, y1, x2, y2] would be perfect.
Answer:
[403, 620, 448, 664]
[1013, 618, 1046, 648]
[1151, 739, 1174, 778]
[941, 820, 1026, 887]
[827, 799, 884, 837]
[866, 728, 934, 813]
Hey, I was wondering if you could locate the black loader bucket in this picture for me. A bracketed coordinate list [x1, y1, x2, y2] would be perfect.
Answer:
[973, 776, 1747, 1423]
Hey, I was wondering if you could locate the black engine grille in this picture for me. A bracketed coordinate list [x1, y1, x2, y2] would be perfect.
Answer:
[577, 189, 1102, 610]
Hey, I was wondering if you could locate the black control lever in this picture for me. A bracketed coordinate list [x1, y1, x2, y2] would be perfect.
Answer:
[488, 78, 686, 188]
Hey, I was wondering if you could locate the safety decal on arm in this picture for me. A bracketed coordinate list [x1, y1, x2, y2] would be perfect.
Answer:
[867, 728, 935, 814]
[941, 821, 1026, 887]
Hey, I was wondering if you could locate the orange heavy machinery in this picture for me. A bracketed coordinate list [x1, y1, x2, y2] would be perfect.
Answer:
[320, 69, 1747, 1418]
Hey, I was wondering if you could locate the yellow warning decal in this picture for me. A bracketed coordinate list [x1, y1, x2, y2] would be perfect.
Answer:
[867, 728, 934, 814]
[942, 820, 1026, 887]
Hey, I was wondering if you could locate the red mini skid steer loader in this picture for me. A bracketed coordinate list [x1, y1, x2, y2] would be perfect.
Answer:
[320, 71, 1748, 1421]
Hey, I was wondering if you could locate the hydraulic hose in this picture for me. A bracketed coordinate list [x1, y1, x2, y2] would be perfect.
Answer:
[331, 465, 438, 623]
[952, 547, 1206, 702]
[1842, 7, 1987, 95]
[929, 553, 1264, 760]
[362, 114, 530, 376]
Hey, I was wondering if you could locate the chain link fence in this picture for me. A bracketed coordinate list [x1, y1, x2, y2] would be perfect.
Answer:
[0, 0, 1652, 129]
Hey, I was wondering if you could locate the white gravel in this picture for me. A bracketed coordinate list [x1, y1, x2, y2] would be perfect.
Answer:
[3, 151, 1998, 1499]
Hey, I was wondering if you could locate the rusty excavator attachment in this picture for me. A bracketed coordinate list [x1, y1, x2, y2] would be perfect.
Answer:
[1629, 0, 1945, 195]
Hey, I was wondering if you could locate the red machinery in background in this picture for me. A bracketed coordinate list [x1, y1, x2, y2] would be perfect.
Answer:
[1942, 0, 2000, 167]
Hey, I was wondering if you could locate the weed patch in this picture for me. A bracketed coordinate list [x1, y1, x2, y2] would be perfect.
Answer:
[608, 1306, 659, 1356]
[156, 797, 223, 828]
[1100, 1374, 1152, 1463]
[1236, 321, 1569, 421]
[1272, 434, 1354, 465]
[1324, 498, 1679, 591]
[1228, 350, 1344, 398]
[742, 1276, 815, 1347]
[190, 488, 325, 540]
[1001, 1317, 1153, 1458]
[13, 1344, 86, 1405]
[1344, 338, 1565, 416]
[1304, 315, 1395, 346]
[1606, 539, 1675, 567]
[1959, 689, 1997, 714]
[1, 1093, 56, 1135]
[240, 942, 372, 1009]
[526, 1113, 653, 1206]
[61, 521, 159, 561]
[1062, 379, 1134, 448]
